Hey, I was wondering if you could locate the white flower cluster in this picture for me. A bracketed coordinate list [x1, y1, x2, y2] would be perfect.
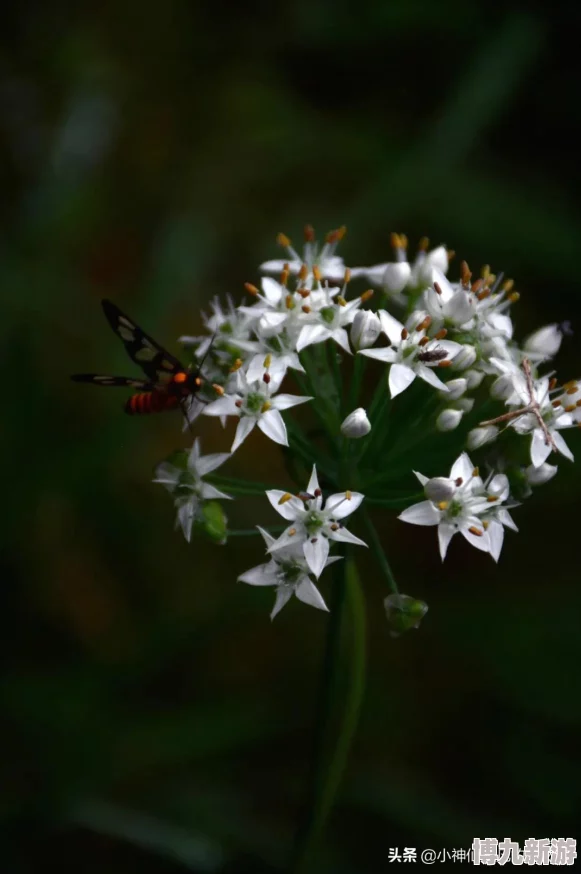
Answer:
[150, 226, 578, 619]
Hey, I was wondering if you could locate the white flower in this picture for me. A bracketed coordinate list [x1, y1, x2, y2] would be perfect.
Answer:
[399, 452, 515, 561]
[525, 462, 558, 486]
[265, 465, 367, 578]
[203, 369, 312, 452]
[450, 344, 477, 371]
[260, 227, 347, 287]
[351, 236, 449, 296]
[153, 439, 232, 542]
[524, 323, 563, 362]
[438, 378, 467, 400]
[351, 310, 381, 350]
[359, 310, 463, 398]
[295, 291, 360, 354]
[340, 408, 371, 438]
[464, 368, 484, 389]
[238, 527, 338, 619]
[502, 370, 575, 467]
[423, 268, 475, 328]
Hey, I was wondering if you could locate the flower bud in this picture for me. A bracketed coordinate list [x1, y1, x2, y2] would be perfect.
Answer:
[467, 425, 499, 450]
[197, 501, 228, 545]
[438, 378, 467, 401]
[490, 373, 516, 401]
[464, 368, 484, 389]
[436, 408, 463, 431]
[424, 477, 455, 503]
[451, 344, 477, 370]
[524, 324, 562, 361]
[455, 397, 474, 413]
[384, 593, 428, 637]
[417, 245, 448, 286]
[351, 310, 381, 350]
[383, 261, 412, 294]
[340, 407, 371, 439]
[525, 462, 558, 486]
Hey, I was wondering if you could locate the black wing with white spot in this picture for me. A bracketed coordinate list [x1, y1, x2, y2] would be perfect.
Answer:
[100, 298, 185, 382]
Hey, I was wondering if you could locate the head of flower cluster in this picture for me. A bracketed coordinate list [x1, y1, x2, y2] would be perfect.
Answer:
[149, 224, 578, 624]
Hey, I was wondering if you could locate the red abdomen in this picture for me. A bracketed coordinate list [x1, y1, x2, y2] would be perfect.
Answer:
[125, 392, 181, 415]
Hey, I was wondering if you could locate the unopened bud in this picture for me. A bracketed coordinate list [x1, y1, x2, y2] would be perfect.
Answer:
[467, 425, 499, 450]
[384, 594, 428, 637]
[340, 407, 371, 439]
[490, 373, 516, 401]
[525, 462, 558, 486]
[451, 344, 477, 370]
[436, 408, 463, 432]
[524, 323, 563, 361]
[351, 310, 381, 350]
[455, 397, 474, 413]
[383, 261, 412, 294]
[464, 368, 484, 390]
[424, 477, 455, 503]
[438, 378, 467, 401]
[416, 245, 449, 286]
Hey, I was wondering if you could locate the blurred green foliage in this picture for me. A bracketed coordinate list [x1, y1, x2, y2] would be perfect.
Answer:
[1, 1, 580, 871]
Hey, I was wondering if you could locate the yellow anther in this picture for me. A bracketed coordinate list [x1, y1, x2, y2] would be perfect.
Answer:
[468, 526, 484, 537]
[212, 383, 225, 395]
[566, 384, 579, 395]
[472, 467, 479, 477]
[304, 224, 315, 242]
[261, 401, 272, 413]
[244, 282, 259, 295]
[285, 294, 295, 310]
[288, 527, 297, 536]
[437, 501, 449, 511]
[281, 265, 290, 287]
[299, 264, 309, 282]
[481, 264, 491, 280]
[487, 495, 499, 502]
[390, 231, 401, 249]
[345, 490, 352, 500]
[447, 249, 455, 262]
[276, 232, 291, 248]
[278, 492, 293, 505]
[360, 289, 374, 302]
[312, 265, 322, 283]
[437, 360, 453, 368]
[434, 328, 448, 340]
[508, 292, 520, 303]
[401, 328, 409, 340]
[343, 268, 351, 284]
[302, 305, 311, 314]
[502, 279, 514, 292]
[482, 520, 489, 530]
[263, 354, 272, 369]
[229, 358, 243, 372]
[297, 288, 310, 299]
[564, 404, 576, 413]
[418, 236, 429, 251]
[337, 296, 347, 306]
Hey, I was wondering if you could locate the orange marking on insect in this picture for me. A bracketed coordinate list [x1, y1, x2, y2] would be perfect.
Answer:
[173, 372, 187, 384]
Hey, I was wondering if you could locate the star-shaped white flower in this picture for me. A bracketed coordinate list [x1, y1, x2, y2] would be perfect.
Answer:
[359, 310, 463, 397]
[398, 452, 516, 561]
[238, 527, 340, 619]
[295, 291, 360, 354]
[260, 228, 348, 287]
[203, 368, 312, 452]
[264, 466, 367, 578]
[351, 237, 449, 297]
[153, 439, 232, 542]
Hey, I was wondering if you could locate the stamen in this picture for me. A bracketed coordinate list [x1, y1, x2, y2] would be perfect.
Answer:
[434, 328, 448, 340]
[326, 225, 346, 243]
[235, 399, 243, 408]
[437, 501, 448, 511]
[508, 292, 520, 303]
[360, 289, 374, 302]
[314, 488, 322, 497]
[212, 384, 225, 395]
[285, 294, 295, 310]
[472, 467, 479, 477]
[447, 249, 455, 262]
[471, 278, 484, 293]
[288, 527, 297, 537]
[312, 265, 322, 283]
[481, 264, 491, 280]
[310, 537, 318, 544]
[336, 296, 347, 307]
[281, 265, 290, 287]
[564, 404, 576, 413]
[276, 232, 291, 247]
[563, 379, 577, 391]
[297, 288, 310, 298]
[278, 493, 293, 505]
[460, 261, 472, 288]
[455, 477, 463, 486]
[261, 401, 271, 413]
[244, 282, 259, 295]
[263, 354, 272, 369]
[302, 305, 311, 314]
[330, 523, 339, 531]
[468, 526, 484, 537]
[401, 328, 409, 340]
[304, 224, 315, 242]
[549, 377, 558, 390]
[433, 281, 443, 295]
[552, 399, 562, 408]
[345, 490, 352, 500]
[502, 279, 514, 292]
[263, 372, 271, 385]
[487, 495, 499, 502]
[390, 231, 401, 250]
[229, 358, 243, 372]
[566, 384, 578, 395]
[298, 264, 309, 282]
[477, 288, 491, 301]
[437, 360, 452, 368]
[482, 520, 489, 530]
[343, 268, 351, 284]
[418, 336, 430, 347]
[417, 315, 432, 331]
[418, 236, 429, 251]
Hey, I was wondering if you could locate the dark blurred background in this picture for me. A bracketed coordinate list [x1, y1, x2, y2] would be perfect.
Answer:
[2, 1, 581, 871]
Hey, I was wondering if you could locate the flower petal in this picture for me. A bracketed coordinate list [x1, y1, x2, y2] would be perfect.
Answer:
[271, 586, 294, 619]
[487, 519, 504, 563]
[327, 527, 368, 547]
[450, 452, 474, 483]
[324, 491, 364, 519]
[203, 396, 238, 417]
[303, 535, 330, 578]
[238, 561, 278, 586]
[266, 490, 304, 520]
[296, 324, 329, 352]
[416, 364, 448, 391]
[552, 430, 574, 462]
[257, 409, 288, 446]
[358, 347, 397, 363]
[389, 363, 416, 397]
[195, 452, 231, 477]
[272, 393, 313, 411]
[200, 483, 232, 501]
[295, 578, 329, 612]
[229, 417, 255, 452]
[399, 501, 440, 526]
[530, 428, 552, 468]
[378, 309, 405, 344]
[438, 523, 456, 560]
[332, 327, 352, 355]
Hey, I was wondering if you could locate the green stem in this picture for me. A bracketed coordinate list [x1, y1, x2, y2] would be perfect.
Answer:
[347, 353, 366, 413]
[206, 475, 278, 496]
[291, 553, 366, 873]
[227, 525, 287, 537]
[365, 492, 424, 509]
[361, 508, 400, 596]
